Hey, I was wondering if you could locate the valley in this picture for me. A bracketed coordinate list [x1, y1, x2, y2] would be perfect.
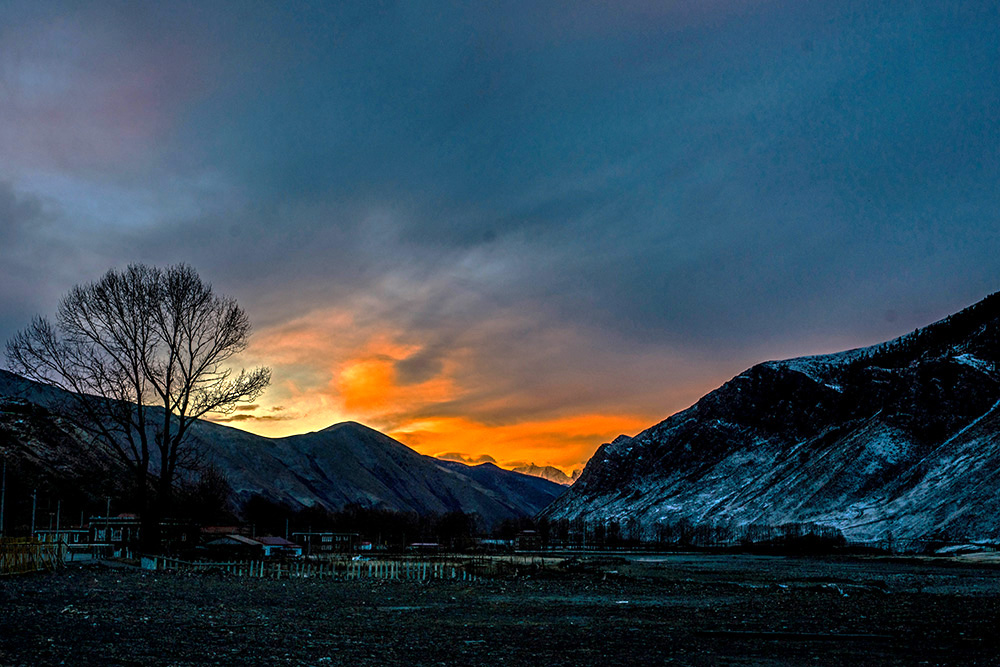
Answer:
[3, 554, 1000, 666]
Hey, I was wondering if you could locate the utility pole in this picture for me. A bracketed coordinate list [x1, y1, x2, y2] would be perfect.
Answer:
[0, 459, 6, 537]
[56, 500, 61, 534]
[30, 489, 37, 538]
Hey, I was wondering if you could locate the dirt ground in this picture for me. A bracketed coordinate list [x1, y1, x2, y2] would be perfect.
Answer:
[2, 554, 1000, 666]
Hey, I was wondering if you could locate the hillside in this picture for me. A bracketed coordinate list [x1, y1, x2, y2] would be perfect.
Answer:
[542, 292, 1000, 546]
[0, 371, 562, 527]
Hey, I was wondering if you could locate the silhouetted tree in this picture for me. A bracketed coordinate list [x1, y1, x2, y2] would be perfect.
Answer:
[6, 264, 270, 549]
[177, 463, 236, 524]
[435, 511, 477, 548]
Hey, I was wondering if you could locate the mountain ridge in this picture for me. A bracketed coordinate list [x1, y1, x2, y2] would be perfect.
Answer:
[0, 370, 562, 526]
[542, 292, 1000, 546]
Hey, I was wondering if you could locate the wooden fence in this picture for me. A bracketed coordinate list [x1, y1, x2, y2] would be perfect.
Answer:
[0, 538, 62, 576]
[140, 556, 486, 582]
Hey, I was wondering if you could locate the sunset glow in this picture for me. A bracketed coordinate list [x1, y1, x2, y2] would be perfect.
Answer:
[210, 311, 689, 473]
[3, 2, 999, 476]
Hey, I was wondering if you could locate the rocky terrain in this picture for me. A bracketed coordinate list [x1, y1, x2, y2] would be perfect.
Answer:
[0, 371, 562, 526]
[543, 292, 1000, 546]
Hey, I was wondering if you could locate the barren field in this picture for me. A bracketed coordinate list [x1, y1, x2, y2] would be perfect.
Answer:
[3, 554, 1000, 666]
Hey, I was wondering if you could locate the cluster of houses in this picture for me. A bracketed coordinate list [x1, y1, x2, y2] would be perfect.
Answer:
[33, 514, 368, 560]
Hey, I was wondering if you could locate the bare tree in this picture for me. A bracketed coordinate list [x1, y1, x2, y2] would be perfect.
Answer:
[6, 264, 270, 549]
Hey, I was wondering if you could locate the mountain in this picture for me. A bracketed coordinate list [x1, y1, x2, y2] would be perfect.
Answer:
[0, 395, 126, 522]
[0, 371, 563, 527]
[512, 463, 581, 486]
[542, 292, 1000, 547]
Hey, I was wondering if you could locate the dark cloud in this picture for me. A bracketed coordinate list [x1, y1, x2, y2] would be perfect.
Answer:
[1, 1, 999, 452]
[0, 182, 45, 246]
[395, 346, 448, 386]
[0, 182, 65, 337]
[210, 413, 294, 424]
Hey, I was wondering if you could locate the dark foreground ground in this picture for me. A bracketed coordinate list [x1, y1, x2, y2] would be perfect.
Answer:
[3, 554, 1000, 666]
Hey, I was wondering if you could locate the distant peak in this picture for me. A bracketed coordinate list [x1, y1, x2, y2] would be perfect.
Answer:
[319, 421, 385, 437]
[321, 420, 367, 431]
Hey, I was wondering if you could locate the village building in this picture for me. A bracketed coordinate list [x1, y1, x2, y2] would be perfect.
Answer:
[204, 534, 266, 560]
[256, 536, 303, 558]
[291, 531, 358, 555]
[32, 528, 90, 560]
[88, 514, 198, 556]
[515, 530, 542, 551]
[204, 534, 303, 559]
[200, 525, 249, 539]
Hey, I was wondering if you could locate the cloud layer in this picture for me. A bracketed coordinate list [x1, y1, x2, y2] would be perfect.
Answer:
[2, 1, 999, 472]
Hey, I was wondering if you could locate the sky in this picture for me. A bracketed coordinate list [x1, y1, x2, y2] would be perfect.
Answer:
[1, 1, 999, 474]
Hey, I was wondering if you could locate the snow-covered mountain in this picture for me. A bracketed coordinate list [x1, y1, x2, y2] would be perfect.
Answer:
[0, 371, 562, 526]
[512, 463, 581, 486]
[542, 293, 1000, 546]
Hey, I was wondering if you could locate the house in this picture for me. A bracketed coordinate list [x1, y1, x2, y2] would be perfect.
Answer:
[204, 534, 266, 559]
[256, 536, 303, 558]
[291, 531, 359, 555]
[200, 525, 249, 539]
[32, 528, 90, 560]
[516, 530, 542, 551]
[88, 514, 198, 556]
[204, 535, 302, 558]
[90, 514, 142, 556]
[479, 538, 514, 552]
[33, 527, 89, 546]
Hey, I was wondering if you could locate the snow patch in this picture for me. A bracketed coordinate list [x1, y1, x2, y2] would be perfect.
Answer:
[952, 353, 994, 374]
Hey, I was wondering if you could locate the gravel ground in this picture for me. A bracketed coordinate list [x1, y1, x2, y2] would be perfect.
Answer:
[2, 555, 1000, 666]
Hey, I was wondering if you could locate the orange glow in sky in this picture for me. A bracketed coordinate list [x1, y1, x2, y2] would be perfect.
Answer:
[208, 306, 724, 475]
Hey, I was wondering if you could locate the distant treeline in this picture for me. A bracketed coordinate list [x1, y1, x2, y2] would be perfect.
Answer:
[240, 495, 483, 547]
[538, 517, 849, 554]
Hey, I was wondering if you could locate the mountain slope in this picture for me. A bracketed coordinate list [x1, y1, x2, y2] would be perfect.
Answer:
[0, 371, 562, 526]
[542, 292, 1000, 545]
[0, 396, 126, 524]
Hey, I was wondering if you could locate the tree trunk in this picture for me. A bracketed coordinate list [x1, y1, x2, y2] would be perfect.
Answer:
[141, 502, 162, 554]
[148, 472, 174, 553]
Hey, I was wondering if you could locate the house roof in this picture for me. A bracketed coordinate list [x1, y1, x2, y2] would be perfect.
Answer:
[256, 536, 300, 547]
[206, 534, 261, 547]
